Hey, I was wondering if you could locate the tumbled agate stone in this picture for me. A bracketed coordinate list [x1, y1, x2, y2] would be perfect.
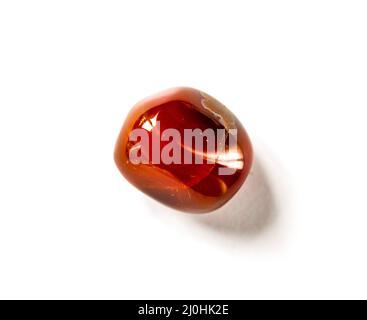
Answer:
[114, 87, 253, 213]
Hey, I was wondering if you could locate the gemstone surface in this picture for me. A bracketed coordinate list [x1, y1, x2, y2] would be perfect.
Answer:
[114, 87, 253, 213]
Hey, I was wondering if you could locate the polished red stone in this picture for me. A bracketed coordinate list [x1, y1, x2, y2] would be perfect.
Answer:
[114, 87, 253, 213]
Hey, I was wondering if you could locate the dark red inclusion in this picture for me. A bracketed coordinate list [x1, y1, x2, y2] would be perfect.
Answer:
[127, 100, 240, 197]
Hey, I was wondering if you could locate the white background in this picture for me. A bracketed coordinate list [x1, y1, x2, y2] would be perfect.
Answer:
[0, 1, 366, 300]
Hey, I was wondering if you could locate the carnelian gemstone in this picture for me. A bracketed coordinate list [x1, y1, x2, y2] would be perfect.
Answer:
[114, 87, 253, 213]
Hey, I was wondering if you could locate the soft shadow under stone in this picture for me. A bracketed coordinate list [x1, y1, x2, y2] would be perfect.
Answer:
[192, 157, 277, 237]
